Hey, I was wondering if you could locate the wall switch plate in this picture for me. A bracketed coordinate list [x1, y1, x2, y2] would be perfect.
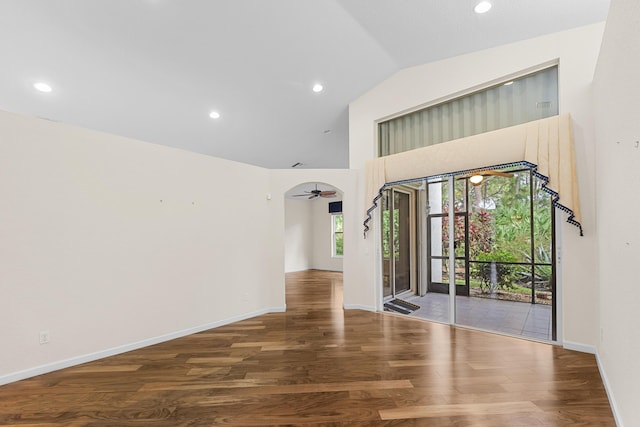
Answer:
[39, 330, 50, 344]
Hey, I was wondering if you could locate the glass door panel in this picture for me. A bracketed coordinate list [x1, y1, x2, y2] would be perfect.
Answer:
[454, 170, 555, 341]
[428, 212, 469, 296]
[381, 191, 392, 298]
[394, 191, 411, 294]
[424, 180, 450, 323]
[427, 215, 448, 294]
[381, 188, 415, 300]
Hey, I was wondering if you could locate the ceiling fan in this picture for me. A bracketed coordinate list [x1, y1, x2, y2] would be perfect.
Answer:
[292, 184, 337, 199]
[464, 170, 514, 186]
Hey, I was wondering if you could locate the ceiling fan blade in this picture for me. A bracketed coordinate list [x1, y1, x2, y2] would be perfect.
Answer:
[293, 185, 335, 199]
[461, 170, 515, 179]
[483, 170, 514, 178]
[320, 194, 336, 198]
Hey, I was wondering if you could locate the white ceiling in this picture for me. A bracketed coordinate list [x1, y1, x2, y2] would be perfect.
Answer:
[0, 0, 609, 169]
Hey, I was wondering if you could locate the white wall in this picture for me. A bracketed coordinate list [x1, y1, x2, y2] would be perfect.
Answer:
[0, 110, 281, 383]
[311, 198, 344, 272]
[284, 199, 313, 272]
[0, 111, 358, 383]
[348, 24, 605, 345]
[593, 0, 640, 425]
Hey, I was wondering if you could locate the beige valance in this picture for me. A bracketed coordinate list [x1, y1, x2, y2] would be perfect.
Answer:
[364, 113, 582, 236]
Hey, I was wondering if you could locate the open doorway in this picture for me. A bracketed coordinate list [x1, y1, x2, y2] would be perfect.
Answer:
[284, 182, 343, 273]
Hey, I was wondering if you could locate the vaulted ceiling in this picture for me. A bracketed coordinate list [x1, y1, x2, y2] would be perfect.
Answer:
[0, 0, 609, 169]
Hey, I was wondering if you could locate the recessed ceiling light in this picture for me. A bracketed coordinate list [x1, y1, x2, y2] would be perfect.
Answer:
[474, 1, 492, 14]
[312, 83, 323, 93]
[209, 111, 221, 119]
[503, 81, 514, 86]
[33, 82, 52, 93]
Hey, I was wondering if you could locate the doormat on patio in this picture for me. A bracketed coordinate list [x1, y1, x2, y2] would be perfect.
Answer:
[384, 299, 420, 315]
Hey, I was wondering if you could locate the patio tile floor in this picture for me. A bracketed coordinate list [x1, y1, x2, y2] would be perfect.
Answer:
[405, 292, 553, 341]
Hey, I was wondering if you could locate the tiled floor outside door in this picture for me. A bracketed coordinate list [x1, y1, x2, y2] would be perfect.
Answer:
[405, 292, 553, 341]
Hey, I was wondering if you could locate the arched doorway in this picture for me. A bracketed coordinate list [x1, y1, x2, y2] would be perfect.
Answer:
[283, 182, 344, 273]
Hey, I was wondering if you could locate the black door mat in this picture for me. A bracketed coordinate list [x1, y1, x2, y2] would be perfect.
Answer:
[383, 299, 420, 315]
[391, 298, 420, 311]
[384, 302, 411, 315]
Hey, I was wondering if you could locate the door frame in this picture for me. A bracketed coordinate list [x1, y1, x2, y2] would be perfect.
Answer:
[380, 186, 417, 301]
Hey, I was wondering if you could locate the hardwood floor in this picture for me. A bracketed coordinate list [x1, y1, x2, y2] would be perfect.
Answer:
[0, 270, 615, 426]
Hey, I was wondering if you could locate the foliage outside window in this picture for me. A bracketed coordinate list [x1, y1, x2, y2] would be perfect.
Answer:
[432, 169, 553, 304]
[332, 214, 343, 257]
[381, 208, 400, 260]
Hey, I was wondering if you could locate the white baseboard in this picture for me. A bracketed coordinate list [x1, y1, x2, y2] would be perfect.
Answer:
[268, 305, 286, 313]
[595, 351, 624, 427]
[343, 303, 376, 312]
[0, 306, 286, 386]
[562, 341, 623, 427]
[563, 340, 597, 354]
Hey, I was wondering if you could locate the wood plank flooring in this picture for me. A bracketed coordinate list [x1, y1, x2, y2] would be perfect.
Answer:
[0, 270, 615, 426]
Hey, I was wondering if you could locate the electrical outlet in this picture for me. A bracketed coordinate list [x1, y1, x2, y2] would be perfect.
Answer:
[39, 330, 50, 345]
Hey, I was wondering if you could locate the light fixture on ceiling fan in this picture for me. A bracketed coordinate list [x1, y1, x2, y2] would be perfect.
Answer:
[466, 170, 514, 186]
[292, 184, 337, 200]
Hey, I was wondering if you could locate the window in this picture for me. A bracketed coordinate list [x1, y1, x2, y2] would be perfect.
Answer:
[332, 214, 344, 257]
[379, 66, 558, 156]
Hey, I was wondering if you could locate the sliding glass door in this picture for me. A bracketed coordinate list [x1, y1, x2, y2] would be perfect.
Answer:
[381, 188, 414, 299]
[381, 168, 557, 342]
[426, 178, 470, 296]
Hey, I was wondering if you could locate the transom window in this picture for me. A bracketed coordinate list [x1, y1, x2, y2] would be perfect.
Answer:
[379, 66, 559, 156]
